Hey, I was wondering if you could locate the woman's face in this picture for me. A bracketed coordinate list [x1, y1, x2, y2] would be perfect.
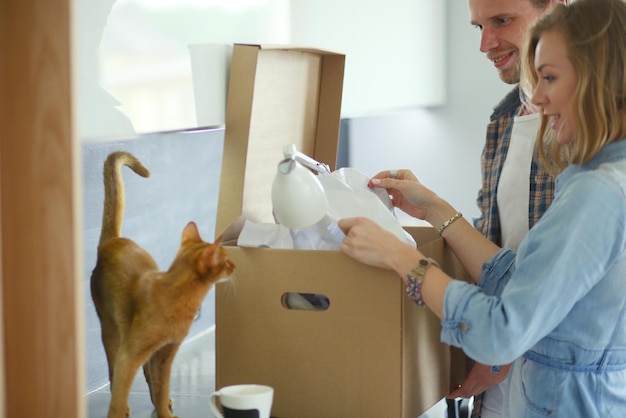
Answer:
[531, 30, 579, 144]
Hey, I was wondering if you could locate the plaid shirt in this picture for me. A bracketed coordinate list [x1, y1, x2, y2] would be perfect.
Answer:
[473, 86, 555, 245]
[470, 86, 556, 417]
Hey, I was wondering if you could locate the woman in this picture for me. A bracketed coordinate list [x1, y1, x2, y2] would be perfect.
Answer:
[338, 0, 626, 416]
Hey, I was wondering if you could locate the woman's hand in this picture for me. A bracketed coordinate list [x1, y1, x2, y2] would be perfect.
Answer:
[338, 216, 417, 272]
[369, 169, 441, 223]
[339, 216, 450, 319]
[447, 362, 512, 399]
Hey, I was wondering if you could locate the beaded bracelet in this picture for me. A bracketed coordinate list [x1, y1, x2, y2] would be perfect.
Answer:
[405, 257, 440, 306]
[437, 211, 462, 236]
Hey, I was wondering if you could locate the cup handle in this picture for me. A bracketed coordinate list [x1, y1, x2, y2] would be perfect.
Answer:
[208, 391, 224, 418]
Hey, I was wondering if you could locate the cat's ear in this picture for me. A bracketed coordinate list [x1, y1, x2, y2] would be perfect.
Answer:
[213, 235, 224, 246]
[196, 244, 229, 276]
[181, 221, 202, 244]
[202, 245, 222, 269]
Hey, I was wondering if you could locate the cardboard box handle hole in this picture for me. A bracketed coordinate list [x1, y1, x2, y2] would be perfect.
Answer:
[281, 292, 330, 311]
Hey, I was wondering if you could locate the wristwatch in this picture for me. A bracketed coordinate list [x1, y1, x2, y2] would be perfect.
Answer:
[405, 257, 440, 306]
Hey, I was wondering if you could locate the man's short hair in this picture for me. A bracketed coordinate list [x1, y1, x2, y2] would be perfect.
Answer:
[527, 0, 569, 9]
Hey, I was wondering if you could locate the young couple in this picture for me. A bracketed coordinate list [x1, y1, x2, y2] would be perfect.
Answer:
[341, 0, 626, 416]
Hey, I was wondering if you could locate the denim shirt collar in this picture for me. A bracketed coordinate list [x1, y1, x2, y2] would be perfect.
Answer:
[557, 138, 626, 190]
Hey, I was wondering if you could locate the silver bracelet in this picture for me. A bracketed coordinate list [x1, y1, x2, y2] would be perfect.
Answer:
[437, 212, 462, 236]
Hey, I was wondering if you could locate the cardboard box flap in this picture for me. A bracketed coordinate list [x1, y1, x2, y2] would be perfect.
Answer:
[238, 43, 345, 56]
[217, 44, 345, 235]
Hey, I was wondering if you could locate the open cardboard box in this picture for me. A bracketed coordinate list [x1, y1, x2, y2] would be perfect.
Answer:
[215, 44, 466, 418]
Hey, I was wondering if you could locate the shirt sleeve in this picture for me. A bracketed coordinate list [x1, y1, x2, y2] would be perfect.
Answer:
[441, 170, 626, 365]
[476, 248, 516, 297]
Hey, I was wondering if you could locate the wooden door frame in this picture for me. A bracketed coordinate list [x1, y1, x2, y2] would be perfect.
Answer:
[0, 0, 84, 416]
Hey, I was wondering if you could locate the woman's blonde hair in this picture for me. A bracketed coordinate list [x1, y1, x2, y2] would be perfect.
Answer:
[521, 0, 626, 172]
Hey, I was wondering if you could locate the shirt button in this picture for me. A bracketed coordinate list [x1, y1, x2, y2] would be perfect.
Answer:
[457, 322, 469, 332]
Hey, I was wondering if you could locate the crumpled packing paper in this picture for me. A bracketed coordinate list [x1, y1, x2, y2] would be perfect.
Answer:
[237, 167, 416, 250]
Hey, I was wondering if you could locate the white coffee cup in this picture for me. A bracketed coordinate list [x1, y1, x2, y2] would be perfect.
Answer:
[209, 384, 273, 418]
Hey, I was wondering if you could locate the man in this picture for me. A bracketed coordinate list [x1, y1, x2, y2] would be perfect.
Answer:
[446, 1, 565, 417]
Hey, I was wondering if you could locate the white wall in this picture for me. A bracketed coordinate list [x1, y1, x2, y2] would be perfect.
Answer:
[291, 1, 446, 115]
[74, 0, 511, 221]
[348, 0, 510, 224]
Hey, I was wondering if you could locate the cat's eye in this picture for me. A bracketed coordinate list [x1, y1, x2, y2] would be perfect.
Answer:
[281, 292, 330, 311]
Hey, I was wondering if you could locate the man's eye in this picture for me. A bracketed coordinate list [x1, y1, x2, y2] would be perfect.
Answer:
[474, 24, 483, 31]
[496, 17, 511, 26]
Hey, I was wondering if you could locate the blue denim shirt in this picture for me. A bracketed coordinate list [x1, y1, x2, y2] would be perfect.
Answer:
[442, 139, 626, 417]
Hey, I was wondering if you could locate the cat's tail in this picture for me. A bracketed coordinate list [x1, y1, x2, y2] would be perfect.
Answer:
[99, 151, 150, 246]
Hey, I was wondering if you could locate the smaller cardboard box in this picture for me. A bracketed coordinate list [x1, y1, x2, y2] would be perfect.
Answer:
[215, 44, 465, 418]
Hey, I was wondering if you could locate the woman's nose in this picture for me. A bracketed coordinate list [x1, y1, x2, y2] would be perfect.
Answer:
[531, 88, 547, 107]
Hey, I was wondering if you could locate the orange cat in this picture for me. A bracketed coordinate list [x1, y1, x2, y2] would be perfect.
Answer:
[90, 151, 234, 418]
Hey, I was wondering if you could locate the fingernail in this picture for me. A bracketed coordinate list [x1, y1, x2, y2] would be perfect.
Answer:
[371, 179, 381, 185]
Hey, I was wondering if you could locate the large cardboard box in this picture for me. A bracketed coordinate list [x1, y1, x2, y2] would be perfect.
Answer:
[215, 44, 465, 418]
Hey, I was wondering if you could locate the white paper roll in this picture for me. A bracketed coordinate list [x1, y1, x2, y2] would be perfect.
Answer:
[188, 43, 233, 127]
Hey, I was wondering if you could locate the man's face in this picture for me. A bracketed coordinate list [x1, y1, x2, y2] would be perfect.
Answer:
[469, 0, 551, 84]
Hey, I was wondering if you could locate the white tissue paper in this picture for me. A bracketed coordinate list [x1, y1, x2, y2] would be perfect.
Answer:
[238, 167, 417, 250]
[237, 219, 293, 249]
